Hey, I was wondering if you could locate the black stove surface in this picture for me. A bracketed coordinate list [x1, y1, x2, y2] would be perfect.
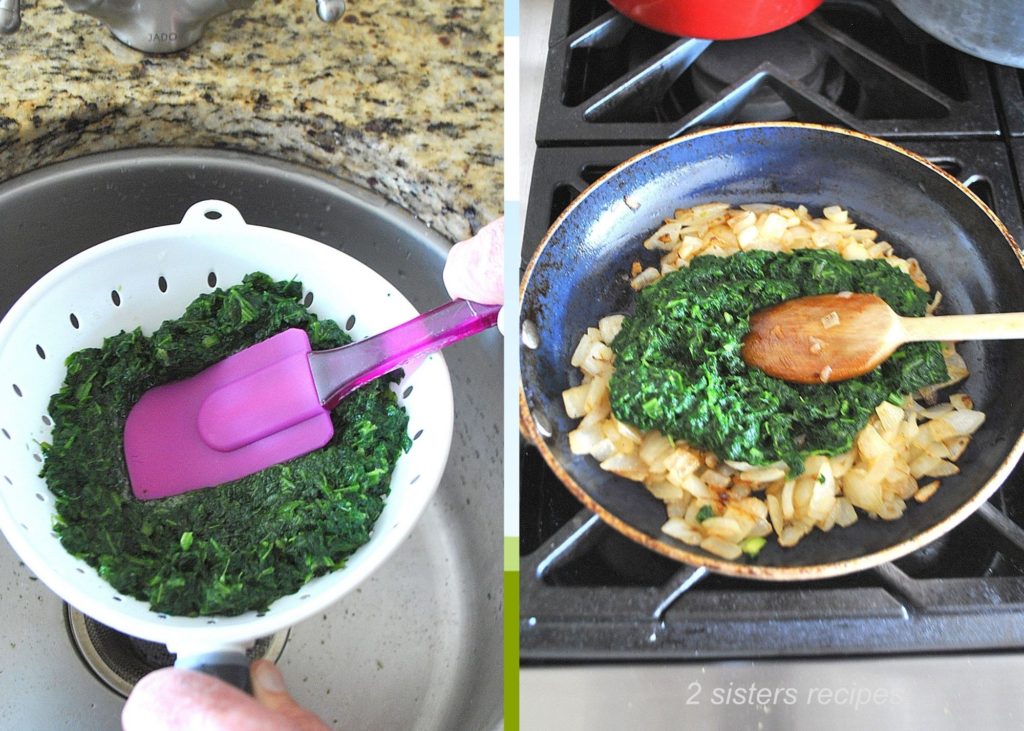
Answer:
[521, 0, 1024, 660]
[536, 0, 1000, 145]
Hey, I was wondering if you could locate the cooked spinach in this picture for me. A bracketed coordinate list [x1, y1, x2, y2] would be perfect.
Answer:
[41, 273, 410, 617]
[609, 250, 949, 472]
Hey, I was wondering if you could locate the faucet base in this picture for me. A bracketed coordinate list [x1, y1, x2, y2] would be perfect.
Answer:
[64, 0, 256, 54]
[107, 25, 208, 54]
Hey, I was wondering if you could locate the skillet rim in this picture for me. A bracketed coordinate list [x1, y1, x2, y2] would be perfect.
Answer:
[518, 121, 1024, 580]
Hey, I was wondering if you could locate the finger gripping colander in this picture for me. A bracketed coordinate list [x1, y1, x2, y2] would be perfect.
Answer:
[0, 200, 454, 682]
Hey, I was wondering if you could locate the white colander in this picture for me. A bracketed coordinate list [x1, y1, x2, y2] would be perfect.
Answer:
[0, 200, 454, 676]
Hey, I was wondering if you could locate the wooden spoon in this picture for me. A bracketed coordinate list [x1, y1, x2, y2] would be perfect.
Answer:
[741, 292, 1024, 384]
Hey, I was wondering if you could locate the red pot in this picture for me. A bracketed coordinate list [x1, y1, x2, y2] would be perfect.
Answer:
[607, 0, 824, 40]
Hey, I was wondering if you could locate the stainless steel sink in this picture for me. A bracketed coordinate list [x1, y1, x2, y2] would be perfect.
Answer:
[0, 149, 502, 730]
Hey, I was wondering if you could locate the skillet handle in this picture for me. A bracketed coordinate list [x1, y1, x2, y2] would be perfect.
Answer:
[175, 649, 252, 694]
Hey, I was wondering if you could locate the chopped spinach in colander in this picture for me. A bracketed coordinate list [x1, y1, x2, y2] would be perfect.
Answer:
[40, 273, 410, 617]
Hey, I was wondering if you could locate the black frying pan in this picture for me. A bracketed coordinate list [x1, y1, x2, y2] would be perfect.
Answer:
[519, 122, 1024, 579]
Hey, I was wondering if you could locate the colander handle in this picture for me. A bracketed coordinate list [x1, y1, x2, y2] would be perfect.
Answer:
[175, 649, 252, 693]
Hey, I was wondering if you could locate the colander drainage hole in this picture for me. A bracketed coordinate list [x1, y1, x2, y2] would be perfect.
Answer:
[2, 428, 10, 439]
[158, 276, 168, 293]
[35, 344, 45, 359]
[345, 314, 356, 331]
[42, 415, 51, 426]
[208, 272, 218, 288]
[204, 210, 222, 220]
[413, 429, 423, 441]
[111, 290, 121, 307]
[69, 313, 80, 329]
[64, 605, 289, 697]
[402, 385, 414, 398]
[3, 476, 11, 485]
[303, 291, 314, 307]
[12, 384, 22, 397]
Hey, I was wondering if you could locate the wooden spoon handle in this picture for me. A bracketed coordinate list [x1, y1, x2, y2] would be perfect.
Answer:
[900, 312, 1024, 343]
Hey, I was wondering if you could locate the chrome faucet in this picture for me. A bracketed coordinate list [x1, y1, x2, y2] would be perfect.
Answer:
[0, 0, 19, 33]
[1, 0, 347, 52]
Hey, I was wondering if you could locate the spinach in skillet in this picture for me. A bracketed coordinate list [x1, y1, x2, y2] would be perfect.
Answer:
[609, 250, 949, 472]
[41, 273, 410, 617]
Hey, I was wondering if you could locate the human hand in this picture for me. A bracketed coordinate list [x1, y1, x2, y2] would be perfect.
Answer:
[443, 217, 504, 307]
[122, 659, 330, 731]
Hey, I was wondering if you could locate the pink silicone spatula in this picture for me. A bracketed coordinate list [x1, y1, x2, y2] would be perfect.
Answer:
[123, 299, 499, 500]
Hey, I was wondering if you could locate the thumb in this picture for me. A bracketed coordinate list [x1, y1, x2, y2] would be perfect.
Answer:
[251, 659, 330, 730]
[442, 216, 504, 306]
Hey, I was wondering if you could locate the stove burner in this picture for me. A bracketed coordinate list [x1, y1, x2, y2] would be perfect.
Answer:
[64, 605, 289, 697]
[691, 26, 842, 121]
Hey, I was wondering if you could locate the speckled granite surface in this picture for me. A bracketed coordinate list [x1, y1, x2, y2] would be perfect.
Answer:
[0, 0, 502, 240]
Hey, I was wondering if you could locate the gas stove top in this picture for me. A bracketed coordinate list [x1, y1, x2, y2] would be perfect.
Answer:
[520, 0, 1024, 665]
[534, 0, 999, 142]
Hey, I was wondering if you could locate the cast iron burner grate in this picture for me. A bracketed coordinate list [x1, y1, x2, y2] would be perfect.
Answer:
[536, 0, 1000, 144]
[521, 502, 1024, 659]
[522, 1, 1024, 653]
[993, 66, 1024, 136]
[521, 444, 1024, 659]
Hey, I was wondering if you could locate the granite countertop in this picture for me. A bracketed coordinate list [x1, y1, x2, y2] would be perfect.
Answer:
[0, 0, 502, 241]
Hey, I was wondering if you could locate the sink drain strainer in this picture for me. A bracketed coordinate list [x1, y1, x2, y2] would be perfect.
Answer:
[64, 604, 289, 697]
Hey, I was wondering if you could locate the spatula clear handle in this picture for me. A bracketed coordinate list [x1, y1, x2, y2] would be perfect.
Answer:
[309, 299, 500, 410]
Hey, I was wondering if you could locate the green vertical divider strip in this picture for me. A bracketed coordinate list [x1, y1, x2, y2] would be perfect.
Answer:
[504, 536, 520, 572]
[505, 0, 521, 718]
[504, 536, 520, 730]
